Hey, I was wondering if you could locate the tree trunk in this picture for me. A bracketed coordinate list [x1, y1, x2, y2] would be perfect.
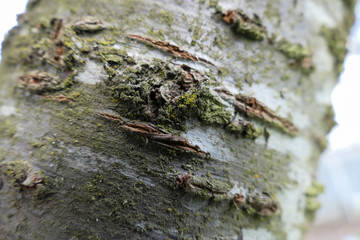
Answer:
[0, 0, 354, 239]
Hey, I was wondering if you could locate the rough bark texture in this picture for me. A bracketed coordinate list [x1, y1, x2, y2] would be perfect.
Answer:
[0, 0, 355, 239]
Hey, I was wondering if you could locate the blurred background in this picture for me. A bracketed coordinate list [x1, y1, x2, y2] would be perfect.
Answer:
[0, 1, 359, 239]
[305, 2, 360, 240]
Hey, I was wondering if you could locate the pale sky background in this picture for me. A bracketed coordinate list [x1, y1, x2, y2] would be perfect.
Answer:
[330, 53, 360, 150]
[0, 0, 28, 61]
[324, 2, 360, 151]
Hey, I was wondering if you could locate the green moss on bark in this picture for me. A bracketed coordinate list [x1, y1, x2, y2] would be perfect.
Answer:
[0, 0, 333, 238]
[321, 26, 348, 75]
[277, 41, 309, 61]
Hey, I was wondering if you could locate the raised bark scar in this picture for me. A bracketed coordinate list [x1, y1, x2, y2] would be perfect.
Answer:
[97, 112, 124, 122]
[176, 174, 230, 197]
[216, 89, 298, 135]
[98, 112, 207, 155]
[221, 10, 267, 40]
[51, 18, 65, 63]
[126, 34, 215, 66]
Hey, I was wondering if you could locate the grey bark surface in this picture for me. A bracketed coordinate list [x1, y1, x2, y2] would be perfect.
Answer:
[0, 0, 354, 239]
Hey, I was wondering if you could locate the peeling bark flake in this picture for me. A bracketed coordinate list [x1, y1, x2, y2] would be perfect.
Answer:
[50, 18, 65, 63]
[98, 113, 207, 155]
[123, 122, 207, 155]
[290, 56, 314, 73]
[221, 10, 267, 40]
[71, 17, 106, 33]
[233, 193, 245, 204]
[234, 94, 297, 135]
[97, 112, 124, 122]
[1, 161, 44, 188]
[176, 174, 192, 188]
[19, 71, 63, 94]
[216, 89, 298, 135]
[234, 191, 279, 216]
[179, 64, 206, 90]
[51, 18, 63, 43]
[221, 10, 238, 25]
[44, 94, 75, 103]
[126, 34, 215, 66]
[175, 174, 231, 199]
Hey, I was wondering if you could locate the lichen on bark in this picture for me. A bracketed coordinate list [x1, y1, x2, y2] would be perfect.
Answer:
[0, 0, 355, 239]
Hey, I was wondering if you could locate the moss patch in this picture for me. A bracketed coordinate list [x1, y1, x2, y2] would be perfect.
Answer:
[196, 89, 232, 125]
[1, 160, 29, 185]
[0, 118, 17, 139]
[321, 26, 348, 75]
[221, 9, 267, 41]
[226, 122, 263, 140]
[277, 40, 309, 61]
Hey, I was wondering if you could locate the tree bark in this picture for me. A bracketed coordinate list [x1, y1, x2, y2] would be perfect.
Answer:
[0, 0, 354, 239]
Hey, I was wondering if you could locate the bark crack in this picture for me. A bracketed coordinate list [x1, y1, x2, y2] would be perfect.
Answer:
[126, 34, 215, 66]
[216, 89, 298, 135]
[98, 112, 207, 155]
